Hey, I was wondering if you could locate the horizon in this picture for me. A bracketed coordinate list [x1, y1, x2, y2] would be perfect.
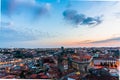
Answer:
[0, 46, 120, 49]
[1, 0, 120, 48]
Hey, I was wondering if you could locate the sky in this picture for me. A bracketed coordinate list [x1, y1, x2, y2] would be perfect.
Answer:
[0, 0, 120, 48]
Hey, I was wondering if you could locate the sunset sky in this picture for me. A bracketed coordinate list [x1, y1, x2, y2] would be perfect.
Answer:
[1, 0, 120, 48]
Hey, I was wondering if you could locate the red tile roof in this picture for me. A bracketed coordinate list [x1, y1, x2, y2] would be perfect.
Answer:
[41, 75, 49, 78]
[38, 73, 44, 76]
[30, 74, 37, 79]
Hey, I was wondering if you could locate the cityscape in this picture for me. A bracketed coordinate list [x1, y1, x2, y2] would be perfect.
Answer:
[1, 0, 120, 80]
[0, 47, 120, 80]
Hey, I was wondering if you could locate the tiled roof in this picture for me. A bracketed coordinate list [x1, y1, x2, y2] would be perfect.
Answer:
[85, 74, 119, 80]
[41, 75, 49, 78]
[2, 75, 15, 79]
[30, 74, 37, 79]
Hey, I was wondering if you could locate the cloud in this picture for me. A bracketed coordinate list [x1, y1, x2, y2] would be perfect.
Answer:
[91, 37, 120, 44]
[0, 21, 14, 27]
[0, 26, 57, 42]
[63, 9, 102, 26]
[68, 37, 120, 47]
[63, 9, 77, 20]
[115, 12, 120, 18]
[82, 16, 102, 25]
[1, 0, 51, 18]
[0, 27, 37, 42]
[73, 37, 120, 45]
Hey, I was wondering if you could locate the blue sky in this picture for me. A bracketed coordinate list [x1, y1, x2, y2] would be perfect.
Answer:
[1, 0, 120, 48]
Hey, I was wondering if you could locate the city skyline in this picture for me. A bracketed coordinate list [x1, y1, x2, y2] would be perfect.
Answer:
[1, 0, 120, 48]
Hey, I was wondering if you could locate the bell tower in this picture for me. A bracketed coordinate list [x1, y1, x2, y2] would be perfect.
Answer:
[57, 47, 65, 75]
